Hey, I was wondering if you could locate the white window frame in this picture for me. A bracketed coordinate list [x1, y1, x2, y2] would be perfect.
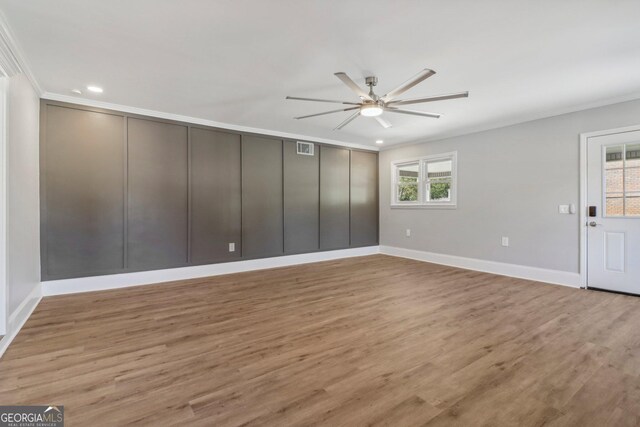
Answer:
[390, 151, 457, 209]
[392, 160, 422, 206]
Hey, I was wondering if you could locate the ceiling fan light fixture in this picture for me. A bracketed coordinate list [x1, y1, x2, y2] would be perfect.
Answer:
[286, 68, 466, 130]
[360, 104, 383, 117]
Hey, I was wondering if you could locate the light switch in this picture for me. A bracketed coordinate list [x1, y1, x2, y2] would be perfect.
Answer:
[501, 237, 509, 247]
[558, 204, 570, 214]
[229, 242, 235, 252]
[406, 229, 411, 237]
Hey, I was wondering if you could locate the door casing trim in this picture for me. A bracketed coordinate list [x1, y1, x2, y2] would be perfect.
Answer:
[579, 124, 640, 289]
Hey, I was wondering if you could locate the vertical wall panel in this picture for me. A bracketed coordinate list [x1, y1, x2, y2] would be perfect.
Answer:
[43, 105, 125, 278]
[350, 150, 378, 246]
[319, 146, 350, 250]
[284, 141, 319, 253]
[128, 118, 188, 269]
[190, 128, 242, 263]
[242, 136, 284, 258]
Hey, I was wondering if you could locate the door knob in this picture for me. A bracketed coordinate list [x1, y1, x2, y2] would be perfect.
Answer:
[588, 221, 602, 227]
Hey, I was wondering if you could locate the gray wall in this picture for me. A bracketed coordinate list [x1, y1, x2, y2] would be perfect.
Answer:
[43, 107, 125, 277]
[380, 98, 640, 273]
[7, 74, 40, 317]
[40, 101, 378, 280]
[319, 146, 351, 250]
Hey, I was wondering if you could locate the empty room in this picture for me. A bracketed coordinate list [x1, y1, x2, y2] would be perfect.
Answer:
[1, 0, 640, 425]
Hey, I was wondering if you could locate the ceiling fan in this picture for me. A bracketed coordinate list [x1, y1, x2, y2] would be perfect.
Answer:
[286, 68, 468, 130]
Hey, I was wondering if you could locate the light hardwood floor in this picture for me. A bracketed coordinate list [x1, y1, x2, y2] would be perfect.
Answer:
[2, 254, 640, 426]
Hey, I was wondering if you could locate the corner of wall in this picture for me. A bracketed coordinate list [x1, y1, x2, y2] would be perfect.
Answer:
[0, 13, 43, 357]
[0, 282, 41, 358]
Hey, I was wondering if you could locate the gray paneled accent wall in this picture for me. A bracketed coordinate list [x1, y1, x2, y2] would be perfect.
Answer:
[351, 150, 379, 246]
[241, 136, 284, 258]
[190, 128, 242, 263]
[42, 105, 125, 277]
[40, 100, 378, 280]
[284, 140, 319, 254]
[319, 146, 351, 250]
[127, 118, 189, 270]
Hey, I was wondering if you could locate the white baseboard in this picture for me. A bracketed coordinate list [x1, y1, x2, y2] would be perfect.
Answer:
[380, 245, 581, 288]
[42, 246, 381, 296]
[0, 284, 42, 358]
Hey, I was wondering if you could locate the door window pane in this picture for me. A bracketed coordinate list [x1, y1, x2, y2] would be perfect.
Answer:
[396, 163, 419, 202]
[604, 143, 640, 217]
[605, 145, 624, 217]
[625, 143, 640, 216]
[426, 160, 452, 202]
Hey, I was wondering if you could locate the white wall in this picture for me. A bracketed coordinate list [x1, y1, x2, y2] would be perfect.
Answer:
[5, 72, 40, 323]
[380, 98, 640, 274]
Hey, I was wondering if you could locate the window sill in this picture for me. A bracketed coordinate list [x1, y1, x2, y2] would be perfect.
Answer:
[390, 203, 457, 210]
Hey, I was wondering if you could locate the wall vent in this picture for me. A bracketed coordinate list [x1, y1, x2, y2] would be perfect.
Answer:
[296, 141, 314, 156]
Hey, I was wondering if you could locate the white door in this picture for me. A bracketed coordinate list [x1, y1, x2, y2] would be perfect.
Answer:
[587, 130, 640, 294]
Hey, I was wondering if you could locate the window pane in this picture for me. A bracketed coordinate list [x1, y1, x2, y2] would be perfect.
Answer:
[396, 163, 419, 202]
[607, 197, 624, 216]
[429, 180, 451, 201]
[397, 184, 418, 202]
[397, 163, 419, 184]
[625, 143, 640, 216]
[605, 145, 624, 216]
[426, 160, 452, 202]
[427, 160, 452, 176]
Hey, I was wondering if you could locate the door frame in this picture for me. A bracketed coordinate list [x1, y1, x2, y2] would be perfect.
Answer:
[579, 124, 640, 289]
[0, 76, 5, 335]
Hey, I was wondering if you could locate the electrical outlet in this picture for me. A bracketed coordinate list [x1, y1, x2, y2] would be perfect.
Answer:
[406, 229, 411, 237]
[501, 237, 509, 247]
[229, 242, 235, 252]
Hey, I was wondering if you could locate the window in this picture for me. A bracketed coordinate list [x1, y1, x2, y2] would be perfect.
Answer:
[604, 143, 640, 217]
[395, 162, 419, 202]
[391, 152, 457, 208]
[425, 159, 452, 202]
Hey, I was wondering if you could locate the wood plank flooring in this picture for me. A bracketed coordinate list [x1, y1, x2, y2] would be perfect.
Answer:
[2, 254, 640, 426]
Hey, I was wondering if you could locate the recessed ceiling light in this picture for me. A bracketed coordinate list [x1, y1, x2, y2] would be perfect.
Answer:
[376, 140, 384, 144]
[71, 89, 82, 94]
[87, 85, 103, 93]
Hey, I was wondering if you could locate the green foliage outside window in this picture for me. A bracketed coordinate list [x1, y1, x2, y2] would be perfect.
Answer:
[398, 176, 418, 201]
[430, 181, 451, 200]
[398, 185, 418, 201]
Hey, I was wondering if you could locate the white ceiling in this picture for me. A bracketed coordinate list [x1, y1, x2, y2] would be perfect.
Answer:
[2, 0, 640, 148]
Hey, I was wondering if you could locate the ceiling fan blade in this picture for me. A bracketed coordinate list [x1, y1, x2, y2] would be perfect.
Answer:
[382, 69, 436, 101]
[334, 111, 361, 130]
[386, 91, 469, 106]
[374, 116, 392, 129]
[294, 107, 359, 120]
[334, 72, 373, 101]
[385, 107, 441, 119]
[286, 96, 361, 106]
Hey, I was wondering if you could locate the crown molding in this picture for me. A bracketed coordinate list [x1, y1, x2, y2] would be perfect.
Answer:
[0, 11, 42, 94]
[380, 91, 640, 151]
[41, 92, 378, 151]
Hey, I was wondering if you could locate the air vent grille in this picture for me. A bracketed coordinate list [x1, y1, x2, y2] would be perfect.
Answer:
[296, 141, 314, 156]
